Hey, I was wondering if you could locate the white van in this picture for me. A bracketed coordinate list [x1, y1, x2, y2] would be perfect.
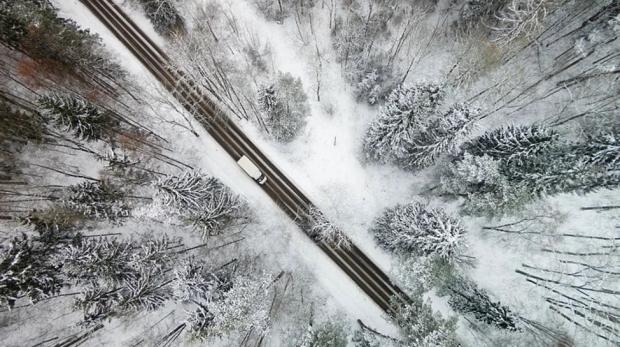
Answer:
[237, 155, 267, 184]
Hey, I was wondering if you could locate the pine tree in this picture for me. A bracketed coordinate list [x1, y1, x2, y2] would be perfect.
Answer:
[577, 127, 620, 171]
[68, 236, 176, 324]
[441, 124, 620, 216]
[185, 187, 245, 238]
[257, 72, 310, 143]
[63, 180, 130, 222]
[21, 206, 82, 243]
[60, 237, 135, 284]
[440, 153, 530, 216]
[154, 170, 223, 212]
[460, 124, 558, 164]
[0, 1, 124, 78]
[400, 104, 479, 169]
[38, 94, 118, 142]
[393, 298, 459, 347]
[370, 202, 466, 261]
[135, 0, 185, 37]
[74, 284, 119, 324]
[115, 268, 172, 312]
[74, 268, 172, 325]
[0, 234, 63, 309]
[445, 276, 520, 331]
[154, 170, 244, 237]
[363, 83, 445, 165]
[172, 256, 231, 302]
[0, 101, 45, 148]
[188, 273, 273, 340]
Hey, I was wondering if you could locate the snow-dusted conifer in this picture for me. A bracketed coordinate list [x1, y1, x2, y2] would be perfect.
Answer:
[460, 124, 558, 164]
[0, 1, 125, 78]
[393, 298, 459, 347]
[0, 101, 45, 146]
[440, 153, 531, 216]
[61, 237, 135, 284]
[21, 206, 81, 243]
[74, 284, 118, 324]
[438, 124, 620, 216]
[154, 170, 245, 237]
[186, 188, 245, 238]
[75, 268, 172, 324]
[445, 276, 520, 331]
[577, 128, 620, 171]
[132, 235, 176, 273]
[136, 0, 185, 37]
[257, 72, 310, 142]
[116, 268, 172, 312]
[154, 170, 222, 212]
[370, 202, 466, 260]
[0, 235, 63, 309]
[172, 256, 231, 302]
[188, 273, 273, 340]
[63, 180, 130, 222]
[401, 104, 479, 169]
[363, 83, 445, 165]
[38, 94, 117, 142]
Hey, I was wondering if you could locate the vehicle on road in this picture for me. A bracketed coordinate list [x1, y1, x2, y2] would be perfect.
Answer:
[237, 155, 267, 184]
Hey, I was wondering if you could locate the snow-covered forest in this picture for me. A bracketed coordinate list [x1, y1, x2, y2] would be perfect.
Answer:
[0, 0, 618, 346]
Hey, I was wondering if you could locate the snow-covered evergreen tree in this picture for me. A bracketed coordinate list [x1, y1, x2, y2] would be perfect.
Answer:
[444, 276, 520, 331]
[74, 284, 119, 324]
[185, 188, 245, 238]
[135, 0, 185, 37]
[577, 127, 620, 171]
[395, 256, 435, 296]
[61, 235, 174, 285]
[257, 72, 310, 142]
[440, 153, 531, 216]
[363, 83, 445, 165]
[188, 273, 274, 340]
[307, 207, 351, 249]
[441, 124, 620, 215]
[61, 237, 135, 284]
[63, 180, 130, 222]
[393, 298, 459, 347]
[154, 170, 223, 212]
[154, 170, 245, 237]
[75, 267, 172, 324]
[68, 236, 176, 324]
[21, 206, 82, 243]
[172, 256, 231, 302]
[115, 267, 172, 312]
[460, 124, 558, 164]
[0, 0, 124, 78]
[0, 101, 45, 147]
[38, 94, 117, 142]
[370, 202, 466, 261]
[0, 235, 63, 309]
[400, 104, 479, 169]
